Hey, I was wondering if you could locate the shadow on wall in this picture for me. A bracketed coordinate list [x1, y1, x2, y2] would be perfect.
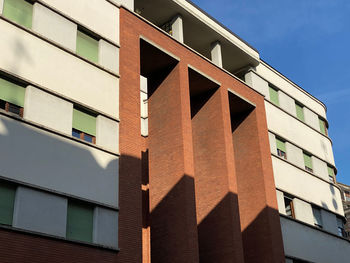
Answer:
[142, 173, 283, 263]
[0, 115, 118, 207]
[0, 114, 141, 263]
[320, 183, 339, 212]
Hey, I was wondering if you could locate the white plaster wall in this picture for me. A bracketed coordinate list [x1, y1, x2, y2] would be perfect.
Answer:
[312, 156, 329, 181]
[244, 71, 269, 98]
[281, 217, 350, 263]
[268, 132, 277, 155]
[32, 3, 77, 52]
[110, 0, 134, 10]
[140, 76, 148, 93]
[276, 190, 286, 215]
[293, 199, 314, 225]
[278, 91, 296, 116]
[13, 187, 67, 237]
[272, 156, 343, 216]
[140, 91, 148, 118]
[93, 207, 118, 248]
[99, 40, 119, 74]
[265, 101, 334, 165]
[24, 86, 73, 135]
[141, 118, 148, 137]
[304, 107, 320, 131]
[321, 209, 338, 235]
[285, 142, 304, 169]
[256, 63, 326, 119]
[0, 0, 4, 14]
[0, 20, 119, 118]
[96, 115, 119, 153]
[40, 0, 120, 44]
[0, 115, 119, 207]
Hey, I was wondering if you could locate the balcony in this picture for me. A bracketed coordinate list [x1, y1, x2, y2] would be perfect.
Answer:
[134, 0, 259, 76]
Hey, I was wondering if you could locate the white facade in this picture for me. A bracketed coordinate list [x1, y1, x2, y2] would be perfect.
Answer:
[0, 0, 120, 249]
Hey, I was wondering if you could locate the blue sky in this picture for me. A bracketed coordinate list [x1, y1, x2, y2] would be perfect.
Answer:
[191, 0, 350, 184]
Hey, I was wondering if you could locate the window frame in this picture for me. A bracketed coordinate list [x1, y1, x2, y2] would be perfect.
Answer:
[276, 138, 287, 160]
[269, 85, 279, 106]
[76, 29, 99, 63]
[295, 102, 305, 122]
[312, 206, 323, 229]
[303, 152, 313, 173]
[284, 196, 295, 218]
[72, 128, 96, 144]
[0, 99, 24, 117]
[2, 0, 33, 29]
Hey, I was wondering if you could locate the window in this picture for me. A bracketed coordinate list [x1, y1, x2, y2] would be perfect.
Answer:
[328, 166, 335, 183]
[0, 76, 25, 117]
[284, 196, 294, 218]
[337, 217, 346, 237]
[66, 200, 94, 243]
[76, 30, 99, 63]
[303, 152, 313, 173]
[295, 103, 305, 122]
[319, 118, 328, 136]
[276, 138, 287, 159]
[3, 0, 33, 29]
[72, 108, 96, 144]
[0, 181, 16, 226]
[269, 85, 279, 106]
[312, 206, 322, 228]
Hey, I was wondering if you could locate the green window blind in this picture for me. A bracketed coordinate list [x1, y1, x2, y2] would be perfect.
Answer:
[319, 119, 327, 135]
[66, 201, 94, 243]
[269, 86, 279, 106]
[0, 182, 16, 225]
[76, 31, 99, 63]
[303, 153, 313, 169]
[0, 77, 25, 107]
[295, 103, 304, 121]
[72, 109, 96, 136]
[3, 0, 33, 29]
[328, 166, 335, 177]
[276, 138, 286, 152]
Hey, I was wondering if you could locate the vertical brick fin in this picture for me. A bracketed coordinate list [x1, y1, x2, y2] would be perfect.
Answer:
[191, 85, 245, 262]
[119, 7, 143, 263]
[148, 64, 200, 263]
[232, 108, 285, 263]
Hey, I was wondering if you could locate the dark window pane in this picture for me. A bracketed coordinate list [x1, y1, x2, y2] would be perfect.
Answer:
[84, 133, 93, 143]
[72, 129, 81, 139]
[0, 100, 5, 110]
[8, 103, 21, 115]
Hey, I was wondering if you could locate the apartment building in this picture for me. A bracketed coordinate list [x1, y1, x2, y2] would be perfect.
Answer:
[0, 0, 348, 263]
[337, 182, 350, 238]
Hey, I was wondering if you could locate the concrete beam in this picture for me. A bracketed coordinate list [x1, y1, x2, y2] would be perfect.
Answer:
[210, 41, 223, 67]
[171, 15, 184, 43]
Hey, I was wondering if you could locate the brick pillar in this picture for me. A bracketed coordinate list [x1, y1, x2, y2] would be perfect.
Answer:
[191, 87, 245, 263]
[232, 108, 285, 263]
[148, 62, 200, 263]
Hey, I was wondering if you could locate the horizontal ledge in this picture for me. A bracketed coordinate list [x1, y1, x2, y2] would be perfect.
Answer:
[0, 110, 120, 158]
[0, 16, 120, 79]
[0, 68, 120, 124]
[0, 224, 120, 252]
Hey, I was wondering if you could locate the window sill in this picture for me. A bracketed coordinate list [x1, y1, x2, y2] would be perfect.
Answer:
[0, 224, 120, 252]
